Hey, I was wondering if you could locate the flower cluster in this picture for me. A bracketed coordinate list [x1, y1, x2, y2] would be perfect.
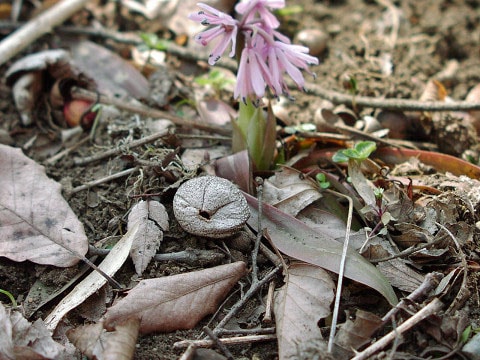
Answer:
[189, 0, 318, 103]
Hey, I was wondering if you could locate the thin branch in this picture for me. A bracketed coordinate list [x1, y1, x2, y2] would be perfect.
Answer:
[70, 167, 138, 193]
[203, 326, 234, 360]
[381, 272, 444, 325]
[73, 129, 170, 166]
[213, 265, 282, 334]
[326, 189, 354, 353]
[351, 298, 444, 360]
[72, 88, 231, 136]
[307, 82, 480, 111]
[0, 0, 92, 66]
[173, 334, 277, 349]
[88, 246, 225, 265]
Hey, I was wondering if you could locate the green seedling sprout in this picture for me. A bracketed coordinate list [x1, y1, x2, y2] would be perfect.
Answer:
[139, 33, 170, 51]
[275, 5, 304, 16]
[316, 172, 331, 189]
[332, 140, 377, 163]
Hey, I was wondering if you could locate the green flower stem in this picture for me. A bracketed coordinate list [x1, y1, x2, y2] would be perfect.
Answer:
[232, 99, 276, 170]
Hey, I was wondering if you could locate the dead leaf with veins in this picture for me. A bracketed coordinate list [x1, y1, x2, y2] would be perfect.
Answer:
[263, 166, 322, 217]
[334, 309, 383, 358]
[128, 200, 169, 276]
[0, 303, 69, 360]
[104, 261, 247, 333]
[274, 263, 335, 360]
[67, 318, 140, 360]
[0, 144, 88, 267]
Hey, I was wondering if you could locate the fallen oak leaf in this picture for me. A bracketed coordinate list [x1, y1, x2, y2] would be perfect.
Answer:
[274, 263, 335, 360]
[128, 200, 169, 276]
[104, 261, 247, 334]
[67, 318, 140, 360]
[263, 166, 322, 217]
[0, 144, 88, 267]
[0, 302, 68, 360]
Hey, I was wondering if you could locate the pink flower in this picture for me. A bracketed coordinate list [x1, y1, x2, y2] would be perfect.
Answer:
[189, 3, 238, 65]
[266, 41, 319, 96]
[234, 45, 272, 103]
[236, 0, 285, 28]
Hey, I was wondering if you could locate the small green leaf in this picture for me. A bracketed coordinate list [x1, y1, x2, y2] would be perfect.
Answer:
[355, 141, 377, 159]
[332, 151, 350, 163]
[461, 325, 472, 344]
[275, 5, 303, 16]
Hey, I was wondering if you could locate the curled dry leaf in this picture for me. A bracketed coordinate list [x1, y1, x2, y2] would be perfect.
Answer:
[274, 263, 335, 360]
[104, 261, 247, 334]
[213, 150, 253, 194]
[173, 176, 250, 238]
[128, 200, 169, 275]
[333, 309, 383, 358]
[67, 318, 140, 360]
[263, 166, 322, 217]
[0, 303, 67, 360]
[0, 144, 88, 267]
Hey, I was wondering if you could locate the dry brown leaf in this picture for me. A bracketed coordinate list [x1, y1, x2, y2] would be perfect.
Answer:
[67, 318, 140, 360]
[0, 303, 68, 360]
[334, 309, 383, 358]
[0, 144, 88, 267]
[274, 263, 335, 360]
[70, 40, 149, 99]
[128, 200, 169, 275]
[44, 224, 139, 331]
[263, 166, 322, 217]
[67, 323, 104, 359]
[104, 261, 247, 334]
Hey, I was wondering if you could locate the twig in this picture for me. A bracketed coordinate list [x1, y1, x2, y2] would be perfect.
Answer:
[216, 327, 276, 336]
[307, 82, 480, 111]
[0, 0, 92, 66]
[213, 265, 282, 334]
[173, 334, 277, 349]
[351, 298, 444, 360]
[252, 177, 264, 282]
[73, 129, 170, 166]
[72, 88, 232, 136]
[88, 246, 225, 265]
[203, 326, 234, 360]
[369, 233, 449, 263]
[381, 272, 444, 325]
[178, 344, 197, 360]
[70, 167, 138, 193]
[263, 281, 275, 323]
[326, 189, 353, 353]
[45, 135, 90, 165]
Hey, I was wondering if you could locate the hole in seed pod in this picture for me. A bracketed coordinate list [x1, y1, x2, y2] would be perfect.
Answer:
[199, 210, 211, 220]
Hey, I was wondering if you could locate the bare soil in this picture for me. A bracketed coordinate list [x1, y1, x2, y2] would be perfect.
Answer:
[1, 0, 479, 359]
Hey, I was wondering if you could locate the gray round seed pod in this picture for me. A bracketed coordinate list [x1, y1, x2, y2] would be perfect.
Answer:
[173, 176, 250, 238]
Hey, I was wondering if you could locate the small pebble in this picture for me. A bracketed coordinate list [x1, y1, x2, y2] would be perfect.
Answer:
[295, 28, 328, 56]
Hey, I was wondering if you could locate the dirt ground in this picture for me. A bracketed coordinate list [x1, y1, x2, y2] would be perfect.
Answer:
[1, 0, 480, 359]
